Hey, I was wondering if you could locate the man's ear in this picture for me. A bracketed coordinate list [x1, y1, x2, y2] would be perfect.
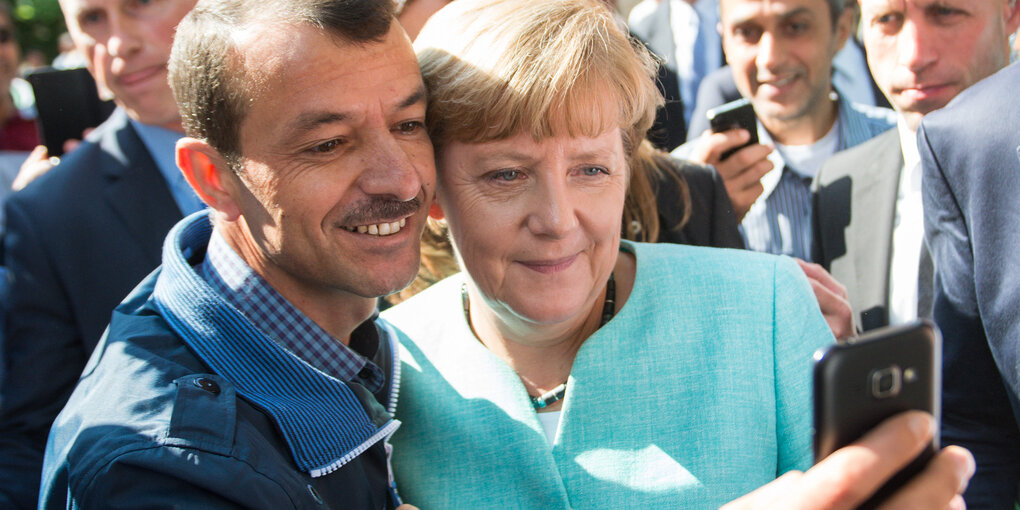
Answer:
[176, 138, 242, 221]
[832, 6, 854, 54]
[1005, 0, 1020, 38]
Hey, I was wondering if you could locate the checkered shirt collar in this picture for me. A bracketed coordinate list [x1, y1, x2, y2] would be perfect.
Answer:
[198, 230, 385, 393]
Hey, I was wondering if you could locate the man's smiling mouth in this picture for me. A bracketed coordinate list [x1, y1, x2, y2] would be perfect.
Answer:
[341, 218, 407, 236]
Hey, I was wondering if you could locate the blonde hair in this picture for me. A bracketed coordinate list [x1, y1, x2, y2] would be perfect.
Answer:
[415, 0, 660, 152]
[391, 0, 689, 303]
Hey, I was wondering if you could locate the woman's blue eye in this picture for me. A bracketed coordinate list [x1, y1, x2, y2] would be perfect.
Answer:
[493, 169, 520, 181]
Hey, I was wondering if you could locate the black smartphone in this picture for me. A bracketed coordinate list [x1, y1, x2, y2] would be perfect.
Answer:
[27, 67, 116, 157]
[813, 320, 941, 510]
[707, 98, 758, 161]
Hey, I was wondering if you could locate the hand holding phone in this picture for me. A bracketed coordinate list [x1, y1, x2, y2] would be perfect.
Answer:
[707, 98, 758, 161]
[813, 321, 941, 509]
[691, 98, 772, 221]
[27, 67, 115, 157]
[720, 412, 971, 510]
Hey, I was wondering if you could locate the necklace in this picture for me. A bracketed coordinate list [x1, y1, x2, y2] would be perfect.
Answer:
[461, 273, 617, 409]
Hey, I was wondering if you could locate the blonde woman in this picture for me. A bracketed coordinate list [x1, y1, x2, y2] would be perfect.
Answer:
[383, 0, 971, 508]
[383, 0, 828, 507]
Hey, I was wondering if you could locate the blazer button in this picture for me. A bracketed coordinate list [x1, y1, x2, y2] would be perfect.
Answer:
[193, 377, 221, 395]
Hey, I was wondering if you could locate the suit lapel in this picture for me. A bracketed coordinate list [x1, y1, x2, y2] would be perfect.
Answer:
[850, 130, 902, 328]
[99, 110, 183, 268]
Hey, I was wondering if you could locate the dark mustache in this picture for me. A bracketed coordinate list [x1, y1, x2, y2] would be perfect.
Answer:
[340, 197, 422, 225]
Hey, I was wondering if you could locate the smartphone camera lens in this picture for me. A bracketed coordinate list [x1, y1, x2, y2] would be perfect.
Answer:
[870, 366, 902, 399]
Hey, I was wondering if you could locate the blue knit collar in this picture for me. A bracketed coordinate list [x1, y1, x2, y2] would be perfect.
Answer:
[151, 211, 400, 477]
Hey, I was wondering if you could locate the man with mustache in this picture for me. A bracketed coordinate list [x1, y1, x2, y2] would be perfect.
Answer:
[0, 0, 203, 507]
[38, 0, 432, 507]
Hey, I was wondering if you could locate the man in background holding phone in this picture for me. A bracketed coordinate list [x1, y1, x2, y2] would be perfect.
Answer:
[811, 1, 1020, 505]
[669, 0, 894, 340]
[673, 0, 895, 263]
[0, 0, 203, 507]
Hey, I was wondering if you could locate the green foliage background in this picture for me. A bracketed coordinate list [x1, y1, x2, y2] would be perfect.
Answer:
[5, 0, 67, 62]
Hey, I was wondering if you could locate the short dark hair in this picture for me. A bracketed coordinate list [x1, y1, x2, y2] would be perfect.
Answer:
[168, 0, 395, 168]
[721, 0, 846, 26]
[825, 0, 846, 26]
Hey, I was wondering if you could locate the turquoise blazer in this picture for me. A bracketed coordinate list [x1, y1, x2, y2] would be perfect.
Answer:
[384, 242, 834, 509]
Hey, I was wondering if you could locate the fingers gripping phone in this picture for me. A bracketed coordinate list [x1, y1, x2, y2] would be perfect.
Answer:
[27, 67, 116, 157]
[706, 98, 758, 161]
[813, 321, 941, 510]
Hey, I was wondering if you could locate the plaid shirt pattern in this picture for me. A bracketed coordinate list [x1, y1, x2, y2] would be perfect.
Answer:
[198, 230, 385, 393]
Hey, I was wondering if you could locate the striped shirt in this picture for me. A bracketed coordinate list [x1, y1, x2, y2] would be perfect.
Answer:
[741, 97, 895, 261]
[740, 163, 816, 261]
[198, 230, 385, 393]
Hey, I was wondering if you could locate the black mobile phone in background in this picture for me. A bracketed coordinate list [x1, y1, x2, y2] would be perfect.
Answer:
[27, 67, 116, 157]
[707, 98, 758, 161]
[813, 321, 941, 510]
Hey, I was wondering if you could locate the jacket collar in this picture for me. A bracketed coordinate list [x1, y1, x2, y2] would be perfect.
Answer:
[152, 212, 400, 477]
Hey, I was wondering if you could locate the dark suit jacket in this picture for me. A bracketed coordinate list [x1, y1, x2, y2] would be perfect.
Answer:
[813, 129, 903, 331]
[0, 108, 183, 509]
[919, 62, 1020, 509]
[654, 155, 743, 249]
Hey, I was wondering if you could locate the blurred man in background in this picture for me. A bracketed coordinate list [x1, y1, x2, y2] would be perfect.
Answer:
[0, 0, 202, 506]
